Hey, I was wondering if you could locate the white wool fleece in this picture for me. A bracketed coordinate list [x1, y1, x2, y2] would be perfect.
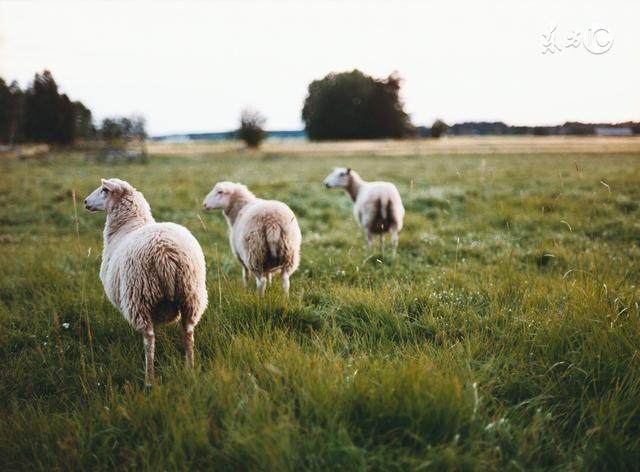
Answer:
[86, 178, 208, 331]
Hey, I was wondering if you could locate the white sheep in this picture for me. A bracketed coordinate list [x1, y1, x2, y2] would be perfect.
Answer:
[84, 178, 207, 386]
[203, 182, 301, 297]
[323, 168, 404, 254]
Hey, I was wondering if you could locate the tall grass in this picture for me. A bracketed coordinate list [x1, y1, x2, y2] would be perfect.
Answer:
[0, 151, 639, 470]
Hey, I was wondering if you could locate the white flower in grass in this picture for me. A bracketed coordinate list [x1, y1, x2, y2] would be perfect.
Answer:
[62, 323, 70, 329]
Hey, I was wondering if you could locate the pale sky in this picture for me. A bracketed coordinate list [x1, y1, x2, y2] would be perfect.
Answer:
[1, 0, 638, 135]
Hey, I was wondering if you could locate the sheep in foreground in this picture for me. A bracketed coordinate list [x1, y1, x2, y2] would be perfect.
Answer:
[203, 182, 301, 297]
[84, 178, 207, 386]
[323, 168, 405, 254]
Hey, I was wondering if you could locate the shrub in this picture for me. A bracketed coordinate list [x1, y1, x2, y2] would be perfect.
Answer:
[238, 109, 266, 148]
[430, 119, 449, 138]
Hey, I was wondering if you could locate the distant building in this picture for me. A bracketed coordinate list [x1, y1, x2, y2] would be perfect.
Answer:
[595, 127, 633, 136]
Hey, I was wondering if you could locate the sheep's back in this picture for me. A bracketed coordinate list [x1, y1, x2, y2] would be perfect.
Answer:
[355, 182, 405, 233]
[232, 200, 301, 274]
[104, 222, 207, 329]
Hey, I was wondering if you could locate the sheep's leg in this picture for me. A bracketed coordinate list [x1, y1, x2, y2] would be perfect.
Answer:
[256, 275, 267, 297]
[267, 272, 273, 286]
[366, 230, 373, 249]
[379, 234, 385, 256]
[181, 319, 195, 370]
[391, 229, 399, 256]
[242, 265, 251, 287]
[143, 325, 155, 387]
[281, 270, 290, 299]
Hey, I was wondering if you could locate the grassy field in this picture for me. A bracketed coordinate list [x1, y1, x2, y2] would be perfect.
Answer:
[1, 145, 639, 470]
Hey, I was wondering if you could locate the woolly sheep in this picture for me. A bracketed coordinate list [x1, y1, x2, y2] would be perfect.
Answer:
[323, 167, 405, 254]
[203, 182, 301, 298]
[84, 178, 207, 386]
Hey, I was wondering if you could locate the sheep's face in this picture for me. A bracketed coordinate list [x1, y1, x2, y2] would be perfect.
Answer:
[203, 182, 235, 211]
[84, 178, 130, 212]
[323, 168, 351, 189]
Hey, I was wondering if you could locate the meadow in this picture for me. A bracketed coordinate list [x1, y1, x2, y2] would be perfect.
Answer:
[1, 142, 639, 470]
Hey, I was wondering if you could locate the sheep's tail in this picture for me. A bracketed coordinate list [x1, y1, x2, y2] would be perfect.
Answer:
[375, 198, 394, 231]
[262, 222, 283, 272]
[382, 199, 391, 220]
[265, 223, 281, 259]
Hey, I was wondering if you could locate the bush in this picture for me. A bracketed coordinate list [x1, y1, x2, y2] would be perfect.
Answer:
[430, 119, 448, 138]
[238, 109, 266, 148]
[302, 70, 414, 141]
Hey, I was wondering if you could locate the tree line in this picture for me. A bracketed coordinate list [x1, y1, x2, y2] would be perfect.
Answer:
[3, 68, 637, 148]
[0, 71, 93, 145]
[439, 121, 640, 137]
[0, 70, 146, 146]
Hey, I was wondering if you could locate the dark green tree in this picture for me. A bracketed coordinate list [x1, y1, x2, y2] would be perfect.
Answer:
[302, 70, 414, 141]
[57, 93, 75, 144]
[0, 79, 18, 143]
[17, 70, 95, 145]
[23, 70, 62, 143]
[6, 81, 25, 144]
[73, 101, 95, 140]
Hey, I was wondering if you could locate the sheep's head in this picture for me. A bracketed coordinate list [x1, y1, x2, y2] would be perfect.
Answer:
[84, 178, 134, 212]
[323, 168, 352, 189]
[203, 182, 248, 211]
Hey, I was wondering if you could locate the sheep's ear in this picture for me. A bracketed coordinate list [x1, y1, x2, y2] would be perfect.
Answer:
[100, 179, 119, 192]
[346, 168, 352, 175]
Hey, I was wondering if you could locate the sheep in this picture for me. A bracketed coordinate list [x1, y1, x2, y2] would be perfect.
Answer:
[84, 178, 207, 387]
[323, 167, 404, 255]
[203, 182, 301, 298]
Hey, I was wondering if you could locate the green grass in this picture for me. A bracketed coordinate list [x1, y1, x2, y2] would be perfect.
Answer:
[1, 150, 639, 470]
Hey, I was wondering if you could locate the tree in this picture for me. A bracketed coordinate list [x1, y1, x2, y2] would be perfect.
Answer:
[367, 72, 415, 139]
[130, 115, 147, 140]
[237, 108, 266, 148]
[100, 118, 124, 142]
[302, 69, 414, 141]
[56, 93, 75, 144]
[430, 119, 448, 138]
[99, 115, 147, 143]
[73, 101, 95, 140]
[7, 81, 25, 143]
[0, 79, 22, 144]
[16, 70, 95, 145]
[23, 71, 62, 143]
